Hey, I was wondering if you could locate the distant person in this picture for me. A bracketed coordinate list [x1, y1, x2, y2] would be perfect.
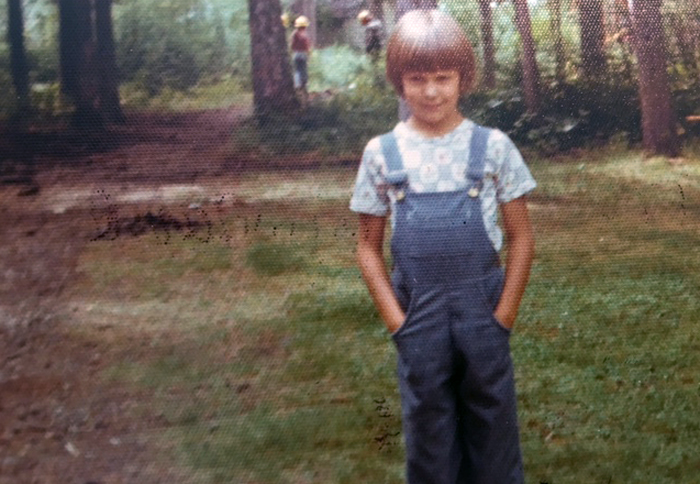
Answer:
[351, 9, 536, 484]
[281, 12, 291, 29]
[358, 10, 384, 62]
[290, 16, 312, 103]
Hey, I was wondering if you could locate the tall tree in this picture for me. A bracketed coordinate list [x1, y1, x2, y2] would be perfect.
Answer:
[629, 0, 679, 156]
[577, 0, 606, 78]
[512, 0, 541, 112]
[369, 0, 385, 22]
[396, 0, 437, 19]
[95, 0, 124, 123]
[548, 0, 566, 83]
[8, 0, 30, 113]
[478, 0, 497, 89]
[59, 0, 100, 127]
[248, 0, 297, 116]
[59, 0, 123, 128]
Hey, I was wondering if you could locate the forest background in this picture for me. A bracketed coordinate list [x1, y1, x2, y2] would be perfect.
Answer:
[2, 0, 700, 156]
[1, 1, 700, 483]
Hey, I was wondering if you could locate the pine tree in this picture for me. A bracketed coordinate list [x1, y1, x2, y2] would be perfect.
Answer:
[630, 0, 679, 156]
[248, 0, 297, 116]
[512, 0, 541, 113]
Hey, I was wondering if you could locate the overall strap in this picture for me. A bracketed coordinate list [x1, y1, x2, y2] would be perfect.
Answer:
[467, 125, 489, 182]
[379, 132, 405, 173]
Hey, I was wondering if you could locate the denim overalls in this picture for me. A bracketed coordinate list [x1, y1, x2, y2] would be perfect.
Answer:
[380, 126, 524, 484]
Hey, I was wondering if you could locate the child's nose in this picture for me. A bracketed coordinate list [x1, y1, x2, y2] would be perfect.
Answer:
[424, 82, 438, 97]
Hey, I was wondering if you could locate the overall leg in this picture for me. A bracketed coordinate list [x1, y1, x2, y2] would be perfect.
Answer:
[452, 284, 524, 484]
[393, 288, 462, 484]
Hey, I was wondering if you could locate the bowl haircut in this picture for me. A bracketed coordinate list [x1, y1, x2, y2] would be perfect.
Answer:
[386, 10, 476, 96]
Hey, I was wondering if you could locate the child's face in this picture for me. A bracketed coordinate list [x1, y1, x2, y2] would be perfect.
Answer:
[401, 69, 463, 136]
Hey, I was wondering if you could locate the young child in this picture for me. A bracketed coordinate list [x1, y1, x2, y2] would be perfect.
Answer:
[350, 10, 536, 484]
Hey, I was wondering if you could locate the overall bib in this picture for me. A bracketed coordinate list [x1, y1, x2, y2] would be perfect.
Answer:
[380, 127, 524, 484]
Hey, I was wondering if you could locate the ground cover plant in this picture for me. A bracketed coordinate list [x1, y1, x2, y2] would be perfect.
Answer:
[63, 148, 700, 483]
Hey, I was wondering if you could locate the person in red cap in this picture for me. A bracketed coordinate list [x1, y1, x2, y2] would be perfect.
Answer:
[290, 16, 312, 104]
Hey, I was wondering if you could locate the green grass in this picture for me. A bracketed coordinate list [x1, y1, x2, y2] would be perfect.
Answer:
[246, 241, 308, 276]
[79, 151, 700, 483]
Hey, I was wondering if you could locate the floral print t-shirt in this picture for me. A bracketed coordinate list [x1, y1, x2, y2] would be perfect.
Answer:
[350, 119, 537, 252]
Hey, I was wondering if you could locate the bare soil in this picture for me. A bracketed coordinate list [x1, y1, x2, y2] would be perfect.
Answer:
[0, 107, 258, 484]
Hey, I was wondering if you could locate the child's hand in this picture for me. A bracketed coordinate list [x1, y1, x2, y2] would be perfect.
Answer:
[386, 312, 406, 335]
[494, 308, 515, 331]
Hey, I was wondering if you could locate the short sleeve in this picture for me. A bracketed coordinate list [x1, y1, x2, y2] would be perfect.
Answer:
[350, 138, 390, 216]
[488, 130, 537, 203]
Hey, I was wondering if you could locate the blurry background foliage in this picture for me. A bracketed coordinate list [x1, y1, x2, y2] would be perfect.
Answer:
[0, 0, 699, 154]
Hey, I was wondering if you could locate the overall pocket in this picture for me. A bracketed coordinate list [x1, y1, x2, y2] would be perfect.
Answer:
[476, 269, 510, 333]
[390, 270, 413, 338]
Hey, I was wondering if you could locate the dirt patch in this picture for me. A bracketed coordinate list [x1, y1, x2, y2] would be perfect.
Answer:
[90, 211, 205, 241]
[0, 316, 185, 484]
[0, 108, 253, 484]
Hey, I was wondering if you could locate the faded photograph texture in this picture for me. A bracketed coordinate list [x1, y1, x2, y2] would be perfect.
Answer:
[1, 1, 698, 483]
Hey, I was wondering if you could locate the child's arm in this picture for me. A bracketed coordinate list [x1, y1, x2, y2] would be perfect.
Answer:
[495, 196, 535, 329]
[356, 213, 405, 334]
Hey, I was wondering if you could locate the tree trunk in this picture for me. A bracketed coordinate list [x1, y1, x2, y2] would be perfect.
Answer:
[8, 0, 30, 112]
[59, 0, 102, 128]
[95, 0, 124, 123]
[59, 0, 86, 101]
[395, 0, 437, 20]
[548, 0, 566, 83]
[478, 0, 497, 89]
[248, 0, 297, 116]
[291, 0, 316, 46]
[630, 0, 679, 156]
[578, 0, 606, 79]
[370, 0, 384, 22]
[512, 0, 541, 113]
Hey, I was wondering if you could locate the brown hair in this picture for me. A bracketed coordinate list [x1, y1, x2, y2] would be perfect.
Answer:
[386, 10, 476, 96]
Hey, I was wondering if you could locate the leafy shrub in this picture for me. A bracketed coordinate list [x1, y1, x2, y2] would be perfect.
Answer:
[233, 102, 354, 159]
[307, 44, 371, 92]
[333, 73, 398, 145]
[114, 0, 248, 96]
[232, 47, 397, 160]
[465, 80, 643, 154]
[0, 49, 16, 118]
[231, 93, 395, 160]
[674, 83, 700, 137]
[30, 82, 69, 117]
[27, 45, 58, 84]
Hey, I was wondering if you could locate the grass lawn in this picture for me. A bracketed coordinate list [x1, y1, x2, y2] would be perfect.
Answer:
[73, 148, 700, 483]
